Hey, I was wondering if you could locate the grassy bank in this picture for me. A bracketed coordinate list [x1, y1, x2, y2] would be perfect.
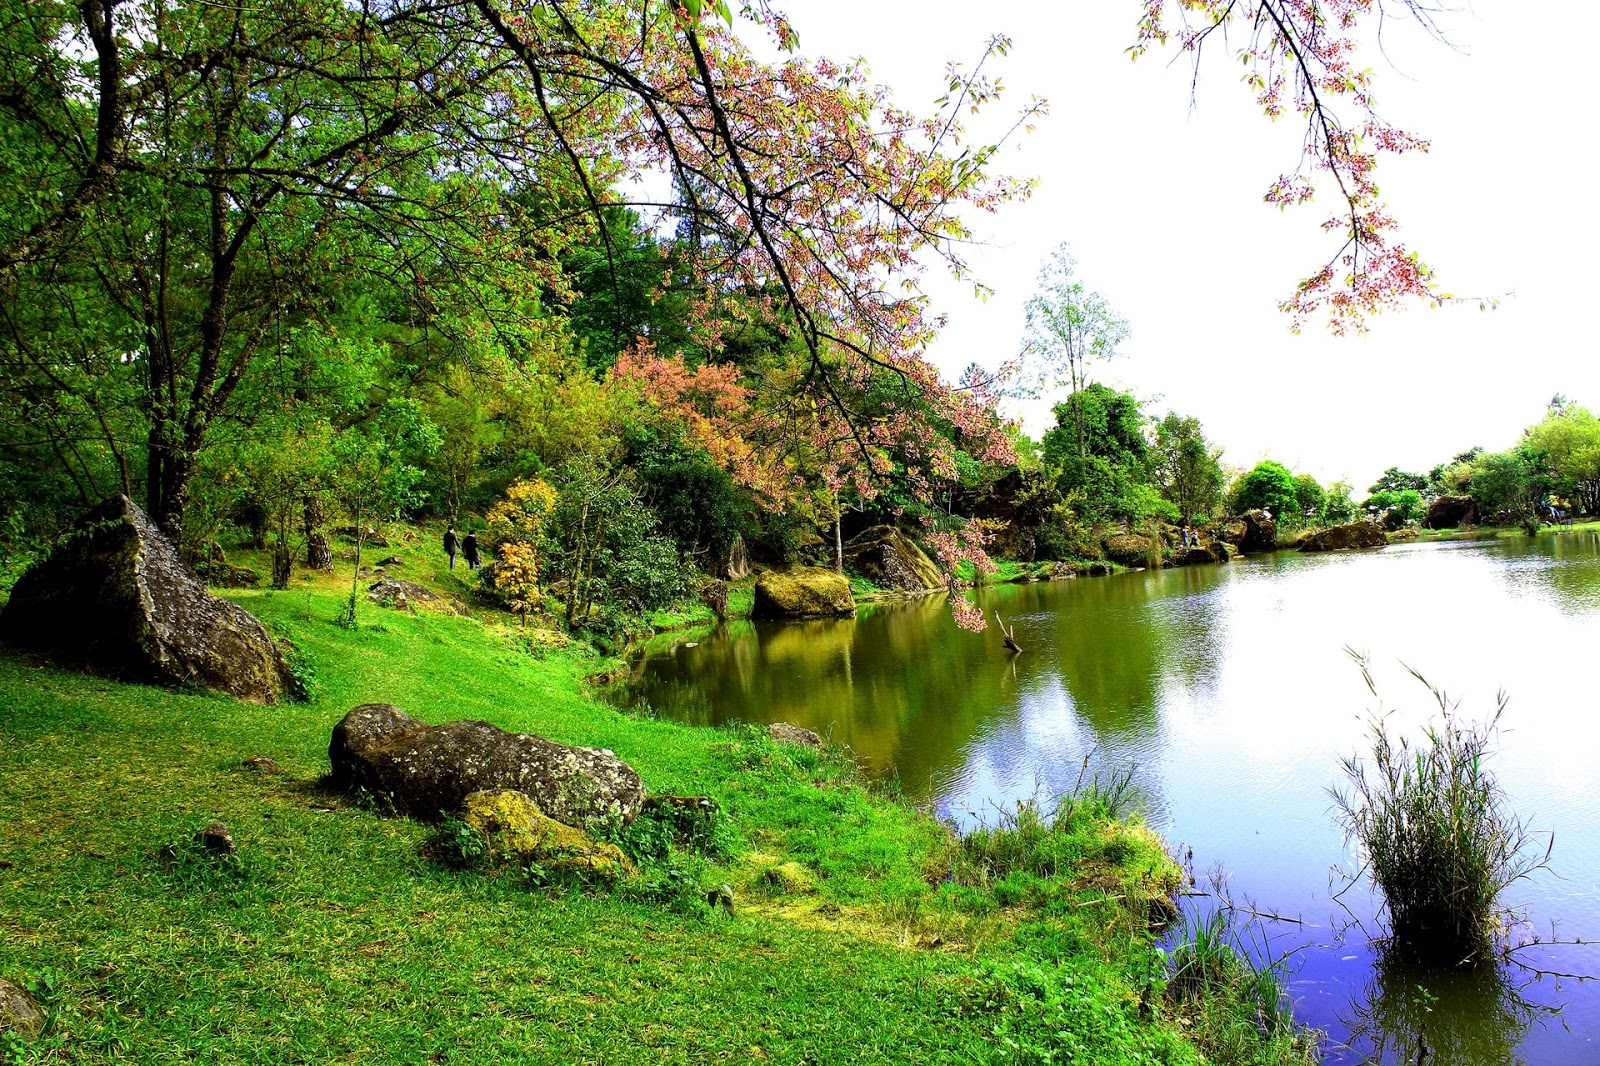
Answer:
[1, 547, 1311, 1064]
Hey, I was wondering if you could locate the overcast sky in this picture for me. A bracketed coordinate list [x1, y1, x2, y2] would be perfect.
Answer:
[780, 1, 1598, 491]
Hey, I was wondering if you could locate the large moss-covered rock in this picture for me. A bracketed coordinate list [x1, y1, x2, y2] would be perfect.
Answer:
[1424, 495, 1479, 529]
[1102, 533, 1159, 568]
[1300, 521, 1388, 553]
[842, 526, 943, 593]
[329, 703, 644, 827]
[0, 495, 295, 703]
[1177, 542, 1232, 566]
[751, 567, 856, 619]
[1205, 517, 1248, 547]
[1239, 509, 1278, 553]
[462, 790, 635, 881]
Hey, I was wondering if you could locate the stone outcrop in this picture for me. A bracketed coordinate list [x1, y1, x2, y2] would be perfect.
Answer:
[0, 978, 43, 1038]
[0, 495, 296, 703]
[328, 703, 643, 827]
[751, 567, 856, 619]
[768, 722, 824, 749]
[717, 534, 751, 580]
[1178, 542, 1232, 566]
[1424, 495, 1477, 529]
[461, 789, 634, 881]
[1239, 509, 1278, 553]
[367, 578, 457, 614]
[842, 526, 943, 593]
[1205, 517, 1248, 547]
[1300, 521, 1388, 553]
[1101, 533, 1159, 568]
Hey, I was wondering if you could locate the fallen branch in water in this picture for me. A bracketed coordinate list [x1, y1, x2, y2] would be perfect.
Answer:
[993, 609, 1022, 654]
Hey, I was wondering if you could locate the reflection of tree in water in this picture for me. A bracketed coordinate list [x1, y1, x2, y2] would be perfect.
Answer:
[1494, 532, 1600, 613]
[614, 596, 1022, 790]
[618, 566, 1230, 811]
[987, 565, 1226, 749]
[1337, 951, 1552, 1066]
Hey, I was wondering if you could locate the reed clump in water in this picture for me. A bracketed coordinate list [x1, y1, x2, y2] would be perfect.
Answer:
[1330, 653, 1551, 966]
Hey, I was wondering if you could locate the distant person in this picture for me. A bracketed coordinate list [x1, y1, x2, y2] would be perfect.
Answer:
[444, 527, 458, 569]
[462, 532, 480, 570]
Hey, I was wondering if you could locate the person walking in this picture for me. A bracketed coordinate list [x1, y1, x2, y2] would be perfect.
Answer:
[462, 532, 480, 570]
[444, 526, 458, 569]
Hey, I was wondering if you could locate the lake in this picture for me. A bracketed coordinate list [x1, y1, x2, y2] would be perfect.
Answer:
[618, 532, 1600, 1064]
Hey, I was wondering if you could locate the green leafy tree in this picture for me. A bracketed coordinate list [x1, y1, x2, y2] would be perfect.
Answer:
[1467, 447, 1551, 521]
[1042, 384, 1156, 526]
[544, 459, 692, 630]
[1228, 461, 1298, 518]
[1152, 413, 1225, 524]
[1293, 473, 1327, 525]
[329, 401, 440, 626]
[1365, 489, 1424, 525]
[1523, 406, 1600, 515]
[1428, 448, 1483, 497]
[1324, 479, 1357, 524]
[1369, 467, 1430, 497]
[1020, 245, 1130, 459]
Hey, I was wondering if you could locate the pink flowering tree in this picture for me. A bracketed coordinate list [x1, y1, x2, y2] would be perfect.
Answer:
[1133, 0, 1453, 332]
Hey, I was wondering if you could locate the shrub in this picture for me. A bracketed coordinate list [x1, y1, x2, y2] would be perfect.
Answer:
[1330, 654, 1551, 965]
[1228, 460, 1299, 518]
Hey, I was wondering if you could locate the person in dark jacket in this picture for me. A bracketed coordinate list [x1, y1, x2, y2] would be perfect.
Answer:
[444, 527, 458, 569]
[462, 532, 480, 570]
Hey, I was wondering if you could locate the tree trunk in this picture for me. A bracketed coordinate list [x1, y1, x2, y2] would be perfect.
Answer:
[304, 495, 332, 569]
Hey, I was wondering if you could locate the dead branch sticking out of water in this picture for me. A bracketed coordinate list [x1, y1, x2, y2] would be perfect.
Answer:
[993, 610, 1022, 654]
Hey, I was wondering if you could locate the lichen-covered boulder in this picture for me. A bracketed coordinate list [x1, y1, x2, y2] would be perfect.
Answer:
[1300, 521, 1388, 553]
[329, 703, 643, 827]
[0, 978, 43, 1038]
[751, 567, 855, 619]
[1102, 533, 1159, 568]
[717, 534, 751, 580]
[367, 577, 459, 614]
[768, 722, 824, 749]
[1424, 495, 1478, 529]
[1239, 509, 1278, 553]
[462, 790, 635, 881]
[1205, 517, 1248, 547]
[1178, 542, 1232, 566]
[0, 495, 296, 703]
[842, 526, 943, 593]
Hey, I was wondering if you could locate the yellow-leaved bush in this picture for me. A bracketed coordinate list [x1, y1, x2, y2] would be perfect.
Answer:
[485, 479, 557, 621]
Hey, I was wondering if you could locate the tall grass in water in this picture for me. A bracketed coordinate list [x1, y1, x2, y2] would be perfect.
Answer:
[1165, 899, 1318, 1065]
[1330, 653, 1552, 965]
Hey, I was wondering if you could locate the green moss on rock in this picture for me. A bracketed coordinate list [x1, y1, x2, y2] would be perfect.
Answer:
[462, 789, 635, 881]
[751, 567, 856, 619]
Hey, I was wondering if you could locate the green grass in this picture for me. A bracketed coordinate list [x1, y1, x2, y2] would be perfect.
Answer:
[1, 542, 1308, 1064]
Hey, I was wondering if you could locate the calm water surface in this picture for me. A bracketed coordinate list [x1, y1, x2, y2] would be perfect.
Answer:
[619, 533, 1600, 1064]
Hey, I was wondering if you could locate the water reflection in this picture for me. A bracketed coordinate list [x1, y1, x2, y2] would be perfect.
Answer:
[1337, 952, 1550, 1066]
[617, 532, 1600, 1062]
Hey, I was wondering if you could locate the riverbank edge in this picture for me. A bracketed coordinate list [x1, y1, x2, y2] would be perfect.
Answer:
[0, 538, 1317, 1064]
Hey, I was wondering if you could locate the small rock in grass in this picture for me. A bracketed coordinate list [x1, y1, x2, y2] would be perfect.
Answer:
[0, 977, 44, 1037]
[767, 722, 823, 750]
[195, 821, 236, 858]
[759, 862, 817, 895]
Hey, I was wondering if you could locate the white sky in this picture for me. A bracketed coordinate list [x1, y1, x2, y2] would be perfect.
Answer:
[781, 1, 1600, 491]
